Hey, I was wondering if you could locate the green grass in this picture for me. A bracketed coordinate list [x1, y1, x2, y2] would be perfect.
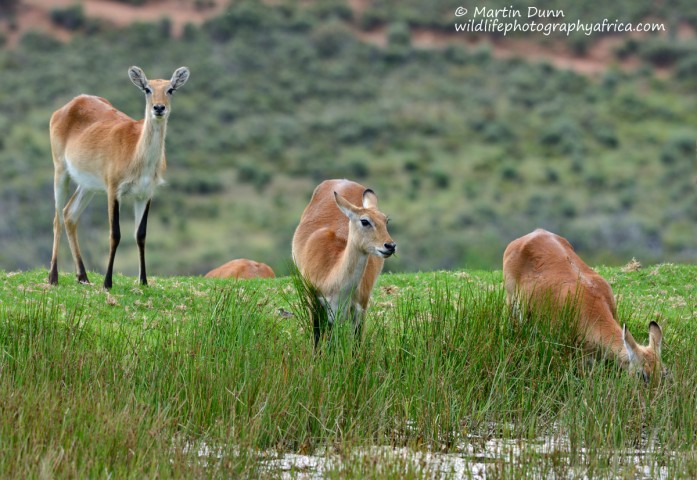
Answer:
[0, 265, 695, 478]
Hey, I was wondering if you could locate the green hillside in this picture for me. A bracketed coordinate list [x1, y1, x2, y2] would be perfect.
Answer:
[0, 0, 695, 278]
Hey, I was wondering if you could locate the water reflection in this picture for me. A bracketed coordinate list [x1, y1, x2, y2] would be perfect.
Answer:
[184, 433, 671, 479]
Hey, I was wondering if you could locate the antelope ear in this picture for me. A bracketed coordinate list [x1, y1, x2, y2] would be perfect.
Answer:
[129, 66, 149, 91]
[334, 191, 358, 221]
[170, 66, 190, 91]
[622, 324, 640, 365]
[362, 189, 378, 209]
[648, 321, 662, 356]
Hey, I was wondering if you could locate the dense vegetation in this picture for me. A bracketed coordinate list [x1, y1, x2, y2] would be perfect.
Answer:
[1, 265, 695, 477]
[0, 0, 695, 278]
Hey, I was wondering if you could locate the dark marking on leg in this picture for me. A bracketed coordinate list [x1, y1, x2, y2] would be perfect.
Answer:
[353, 314, 363, 341]
[49, 261, 59, 285]
[136, 200, 151, 286]
[313, 311, 321, 349]
[77, 257, 89, 284]
[104, 199, 121, 290]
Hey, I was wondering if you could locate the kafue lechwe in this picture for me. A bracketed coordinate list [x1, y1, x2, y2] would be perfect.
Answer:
[48, 66, 190, 289]
[292, 179, 396, 346]
[503, 228, 665, 382]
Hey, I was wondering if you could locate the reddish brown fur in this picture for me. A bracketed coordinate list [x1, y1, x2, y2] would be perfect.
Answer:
[503, 229, 663, 379]
[49, 66, 189, 289]
[205, 259, 276, 279]
[50, 94, 162, 189]
[292, 179, 395, 342]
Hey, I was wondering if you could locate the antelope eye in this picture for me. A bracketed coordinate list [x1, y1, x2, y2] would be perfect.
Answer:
[144, 87, 152, 95]
[360, 219, 372, 227]
[167, 87, 175, 95]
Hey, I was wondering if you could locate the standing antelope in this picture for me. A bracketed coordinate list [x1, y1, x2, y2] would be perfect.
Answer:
[503, 229, 664, 382]
[292, 179, 396, 346]
[48, 66, 190, 289]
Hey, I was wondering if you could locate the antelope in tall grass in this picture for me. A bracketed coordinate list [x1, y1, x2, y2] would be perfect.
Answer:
[205, 259, 276, 279]
[292, 179, 396, 346]
[48, 66, 190, 289]
[503, 229, 664, 382]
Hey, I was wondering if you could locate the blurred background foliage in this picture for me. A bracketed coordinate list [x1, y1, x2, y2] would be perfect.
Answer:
[0, 0, 695, 277]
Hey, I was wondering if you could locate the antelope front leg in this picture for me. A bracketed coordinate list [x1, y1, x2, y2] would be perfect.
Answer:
[352, 303, 365, 341]
[135, 199, 151, 285]
[104, 196, 121, 290]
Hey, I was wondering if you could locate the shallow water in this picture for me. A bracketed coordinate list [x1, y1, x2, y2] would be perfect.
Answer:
[184, 431, 672, 479]
[259, 444, 669, 479]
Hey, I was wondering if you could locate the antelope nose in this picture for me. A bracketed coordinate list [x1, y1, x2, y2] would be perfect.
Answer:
[384, 242, 396, 253]
[153, 104, 166, 116]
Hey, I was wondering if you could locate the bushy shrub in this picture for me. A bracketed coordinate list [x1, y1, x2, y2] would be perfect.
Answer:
[311, 19, 353, 58]
[431, 169, 450, 189]
[50, 4, 85, 31]
[307, 1, 353, 22]
[168, 173, 225, 195]
[660, 133, 694, 165]
[675, 54, 697, 81]
[615, 38, 640, 60]
[387, 22, 410, 48]
[501, 164, 521, 182]
[157, 17, 172, 39]
[539, 119, 582, 154]
[358, 10, 385, 30]
[591, 123, 619, 148]
[204, 1, 273, 43]
[481, 120, 515, 144]
[194, 0, 216, 11]
[569, 35, 590, 56]
[19, 30, 62, 51]
[639, 39, 697, 67]
[444, 45, 470, 64]
[182, 22, 199, 41]
[348, 161, 369, 179]
[238, 163, 273, 191]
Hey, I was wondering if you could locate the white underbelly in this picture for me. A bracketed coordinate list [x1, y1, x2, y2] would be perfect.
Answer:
[64, 157, 162, 200]
[65, 159, 105, 191]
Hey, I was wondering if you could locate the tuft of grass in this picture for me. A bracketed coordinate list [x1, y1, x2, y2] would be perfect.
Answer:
[0, 265, 695, 477]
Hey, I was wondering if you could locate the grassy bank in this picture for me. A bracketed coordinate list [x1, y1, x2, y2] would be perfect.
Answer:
[0, 265, 695, 478]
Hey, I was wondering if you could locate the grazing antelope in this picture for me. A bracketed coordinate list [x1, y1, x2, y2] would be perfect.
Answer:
[292, 179, 396, 346]
[205, 259, 276, 280]
[48, 66, 190, 289]
[503, 229, 664, 382]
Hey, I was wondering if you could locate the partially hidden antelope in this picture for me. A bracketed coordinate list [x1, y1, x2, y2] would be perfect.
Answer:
[292, 179, 396, 346]
[48, 66, 190, 289]
[205, 259, 276, 280]
[503, 229, 665, 382]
